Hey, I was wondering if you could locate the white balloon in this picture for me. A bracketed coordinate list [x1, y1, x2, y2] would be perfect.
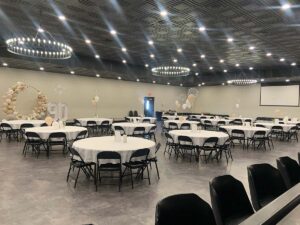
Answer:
[182, 104, 187, 110]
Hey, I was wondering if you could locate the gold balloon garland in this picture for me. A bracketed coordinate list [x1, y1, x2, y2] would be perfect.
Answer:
[2, 82, 48, 119]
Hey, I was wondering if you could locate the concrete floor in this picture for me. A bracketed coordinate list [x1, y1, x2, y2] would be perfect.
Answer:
[0, 130, 299, 225]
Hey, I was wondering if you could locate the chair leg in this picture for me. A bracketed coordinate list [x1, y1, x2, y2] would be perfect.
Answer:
[146, 164, 151, 185]
[154, 161, 160, 179]
[74, 168, 81, 188]
[119, 169, 122, 192]
[130, 168, 134, 189]
[66, 163, 72, 182]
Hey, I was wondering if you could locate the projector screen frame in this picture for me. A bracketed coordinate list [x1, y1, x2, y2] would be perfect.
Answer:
[259, 84, 300, 107]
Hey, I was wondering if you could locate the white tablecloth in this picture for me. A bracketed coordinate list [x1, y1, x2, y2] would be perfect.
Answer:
[77, 118, 113, 126]
[72, 136, 156, 163]
[164, 120, 199, 128]
[25, 126, 87, 140]
[254, 122, 294, 132]
[169, 130, 229, 146]
[1, 120, 45, 130]
[162, 115, 187, 120]
[112, 122, 155, 135]
[200, 118, 231, 126]
[126, 117, 156, 123]
[221, 125, 270, 138]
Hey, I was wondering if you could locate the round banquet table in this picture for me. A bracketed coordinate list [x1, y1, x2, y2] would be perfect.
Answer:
[77, 118, 113, 126]
[228, 117, 253, 122]
[72, 136, 156, 163]
[25, 126, 87, 140]
[164, 120, 199, 128]
[254, 122, 295, 132]
[162, 115, 187, 120]
[191, 114, 214, 119]
[169, 130, 229, 146]
[1, 120, 45, 129]
[126, 116, 156, 123]
[112, 122, 155, 135]
[221, 125, 270, 138]
[200, 118, 231, 126]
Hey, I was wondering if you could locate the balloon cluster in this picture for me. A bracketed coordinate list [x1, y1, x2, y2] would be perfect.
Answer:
[91, 95, 100, 106]
[175, 88, 199, 110]
[2, 82, 48, 119]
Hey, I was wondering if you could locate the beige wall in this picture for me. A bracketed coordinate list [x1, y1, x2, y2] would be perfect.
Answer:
[0, 68, 187, 119]
[193, 84, 300, 118]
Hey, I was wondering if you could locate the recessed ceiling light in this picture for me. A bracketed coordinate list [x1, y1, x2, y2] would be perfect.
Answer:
[249, 46, 255, 50]
[2, 62, 8, 66]
[227, 37, 234, 43]
[291, 62, 297, 66]
[145, 64, 149, 67]
[160, 10, 168, 17]
[173, 59, 178, 63]
[222, 83, 225, 85]
[192, 63, 197, 67]
[260, 78, 265, 82]
[224, 69, 228, 73]
[220, 59, 224, 63]
[280, 58, 285, 62]
[37, 28, 44, 33]
[167, 82, 170, 85]
[96, 74, 100, 77]
[110, 29, 117, 35]
[199, 26, 206, 32]
[202, 82, 205, 85]
[180, 83, 183, 86]
[153, 80, 156, 84]
[281, 3, 291, 10]
[148, 40, 154, 45]
[198, 84, 201, 86]
[209, 66, 213, 70]
[85, 39, 91, 44]
[177, 48, 182, 53]
[122, 59, 127, 64]
[121, 47, 127, 52]
[118, 76, 122, 80]
[136, 78, 140, 82]
[70, 71, 75, 74]
[195, 72, 199, 76]
[200, 54, 205, 58]
[235, 63, 240, 67]
[266, 52, 272, 57]
[150, 54, 155, 58]
[39, 67, 44, 71]
[95, 54, 100, 59]
[286, 79, 290, 82]
[249, 67, 254, 70]
[58, 15, 66, 21]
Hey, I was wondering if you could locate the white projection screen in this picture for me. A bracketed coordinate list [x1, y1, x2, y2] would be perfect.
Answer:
[260, 85, 300, 106]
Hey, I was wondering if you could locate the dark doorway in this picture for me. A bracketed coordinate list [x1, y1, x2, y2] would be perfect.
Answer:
[144, 97, 154, 117]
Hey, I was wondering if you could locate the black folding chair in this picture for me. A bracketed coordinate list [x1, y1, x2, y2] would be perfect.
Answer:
[199, 137, 219, 163]
[177, 136, 197, 162]
[132, 127, 146, 137]
[148, 143, 161, 179]
[23, 132, 47, 157]
[47, 132, 67, 157]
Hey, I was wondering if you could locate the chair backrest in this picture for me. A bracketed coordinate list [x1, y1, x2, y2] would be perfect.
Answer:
[130, 148, 150, 161]
[114, 126, 125, 134]
[210, 175, 254, 225]
[155, 143, 161, 153]
[69, 147, 85, 162]
[74, 119, 81, 126]
[75, 130, 88, 140]
[253, 130, 266, 138]
[231, 129, 245, 137]
[142, 119, 151, 123]
[25, 132, 42, 141]
[203, 137, 219, 147]
[155, 193, 216, 225]
[217, 121, 226, 126]
[200, 116, 207, 119]
[178, 135, 193, 145]
[245, 119, 252, 123]
[20, 123, 34, 129]
[129, 110, 134, 117]
[218, 127, 229, 135]
[162, 117, 169, 121]
[255, 124, 265, 128]
[204, 120, 212, 125]
[271, 125, 283, 131]
[48, 132, 67, 140]
[133, 126, 145, 134]
[100, 120, 110, 126]
[276, 156, 300, 189]
[165, 132, 174, 143]
[97, 151, 121, 164]
[149, 126, 157, 133]
[133, 110, 138, 117]
[40, 122, 48, 127]
[168, 122, 178, 129]
[180, 123, 191, 130]
[289, 126, 298, 133]
[1, 123, 12, 130]
[87, 120, 97, 126]
[247, 163, 286, 210]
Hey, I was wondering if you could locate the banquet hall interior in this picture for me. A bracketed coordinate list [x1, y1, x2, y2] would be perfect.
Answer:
[1, 1, 300, 225]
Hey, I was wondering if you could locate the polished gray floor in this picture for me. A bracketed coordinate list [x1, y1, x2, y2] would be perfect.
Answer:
[0, 130, 299, 225]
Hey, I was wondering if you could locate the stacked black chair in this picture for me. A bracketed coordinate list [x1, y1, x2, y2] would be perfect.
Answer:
[129, 110, 134, 117]
[155, 193, 216, 225]
[122, 148, 150, 189]
[47, 132, 67, 157]
[164, 133, 177, 158]
[67, 147, 96, 188]
[276, 156, 300, 189]
[133, 110, 138, 117]
[96, 151, 122, 191]
[148, 143, 161, 179]
[247, 163, 286, 210]
[23, 132, 47, 157]
[199, 137, 219, 163]
[210, 175, 254, 225]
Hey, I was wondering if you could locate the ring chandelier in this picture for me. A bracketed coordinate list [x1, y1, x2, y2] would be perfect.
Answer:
[152, 66, 190, 77]
[6, 30, 72, 59]
[227, 79, 257, 85]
